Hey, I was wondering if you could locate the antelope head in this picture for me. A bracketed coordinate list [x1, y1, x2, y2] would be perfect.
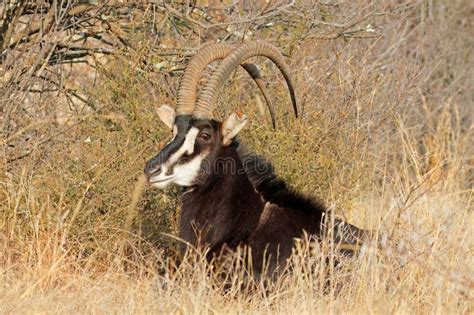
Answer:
[144, 42, 297, 189]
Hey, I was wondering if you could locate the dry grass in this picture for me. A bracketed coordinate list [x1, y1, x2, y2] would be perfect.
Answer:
[1, 0, 473, 313]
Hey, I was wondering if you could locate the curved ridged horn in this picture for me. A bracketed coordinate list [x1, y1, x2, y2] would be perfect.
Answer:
[241, 63, 276, 129]
[176, 43, 275, 119]
[176, 43, 231, 115]
[193, 42, 297, 120]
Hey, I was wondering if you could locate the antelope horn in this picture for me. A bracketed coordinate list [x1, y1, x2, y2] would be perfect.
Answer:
[193, 42, 297, 120]
[241, 63, 276, 129]
[176, 43, 231, 115]
[176, 43, 275, 120]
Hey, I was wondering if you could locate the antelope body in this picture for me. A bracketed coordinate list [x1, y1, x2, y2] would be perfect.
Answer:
[145, 42, 367, 278]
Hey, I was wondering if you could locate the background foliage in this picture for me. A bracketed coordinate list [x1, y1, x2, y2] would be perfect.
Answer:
[1, 0, 473, 313]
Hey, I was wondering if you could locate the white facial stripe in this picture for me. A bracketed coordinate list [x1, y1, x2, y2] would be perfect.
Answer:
[150, 153, 206, 188]
[166, 127, 199, 166]
[149, 127, 204, 189]
[173, 153, 205, 186]
[182, 127, 199, 155]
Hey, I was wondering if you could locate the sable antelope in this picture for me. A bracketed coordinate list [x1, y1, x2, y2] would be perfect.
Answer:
[145, 41, 368, 278]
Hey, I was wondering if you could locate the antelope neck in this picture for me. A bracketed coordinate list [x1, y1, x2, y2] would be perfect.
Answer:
[180, 143, 264, 251]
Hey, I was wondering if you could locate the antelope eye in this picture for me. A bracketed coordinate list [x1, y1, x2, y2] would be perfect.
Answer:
[198, 132, 211, 141]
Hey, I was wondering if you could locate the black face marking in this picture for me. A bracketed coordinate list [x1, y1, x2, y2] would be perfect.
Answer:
[144, 115, 222, 184]
[144, 115, 192, 175]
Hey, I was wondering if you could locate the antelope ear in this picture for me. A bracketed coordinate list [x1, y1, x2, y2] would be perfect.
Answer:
[156, 105, 176, 129]
[221, 112, 248, 146]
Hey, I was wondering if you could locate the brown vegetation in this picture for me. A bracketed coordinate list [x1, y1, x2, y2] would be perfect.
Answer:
[1, 0, 473, 313]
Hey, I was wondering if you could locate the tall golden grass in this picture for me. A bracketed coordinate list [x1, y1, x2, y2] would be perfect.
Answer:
[1, 1, 472, 313]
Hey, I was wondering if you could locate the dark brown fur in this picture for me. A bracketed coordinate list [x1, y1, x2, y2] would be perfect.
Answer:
[170, 120, 366, 278]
